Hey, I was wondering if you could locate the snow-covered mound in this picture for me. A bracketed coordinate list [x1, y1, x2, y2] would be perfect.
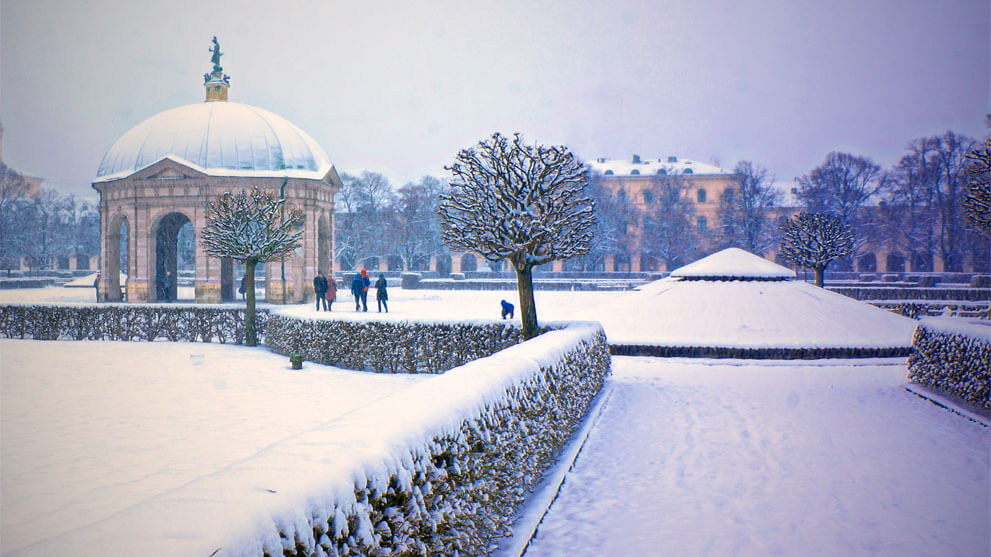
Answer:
[669, 247, 796, 280]
[599, 249, 916, 350]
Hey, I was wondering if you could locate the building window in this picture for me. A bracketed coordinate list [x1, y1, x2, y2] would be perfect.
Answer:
[683, 168, 694, 175]
[617, 189, 627, 203]
[656, 168, 667, 175]
[631, 169, 640, 175]
[697, 216, 707, 233]
[643, 190, 653, 204]
[604, 169, 614, 175]
[696, 188, 706, 203]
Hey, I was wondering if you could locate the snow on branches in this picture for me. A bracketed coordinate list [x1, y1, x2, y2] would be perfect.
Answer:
[963, 138, 991, 235]
[438, 132, 595, 270]
[200, 187, 303, 264]
[779, 212, 854, 287]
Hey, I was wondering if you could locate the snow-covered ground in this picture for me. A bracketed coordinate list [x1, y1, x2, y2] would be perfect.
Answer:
[1, 340, 430, 554]
[0, 284, 986, 555]
[520, 357, 990, 556]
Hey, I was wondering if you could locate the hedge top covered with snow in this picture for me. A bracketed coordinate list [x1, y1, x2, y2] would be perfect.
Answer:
[918, 317, 991, 341]
[670, 248, 797, 280]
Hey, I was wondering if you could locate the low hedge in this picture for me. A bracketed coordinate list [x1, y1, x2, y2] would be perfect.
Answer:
[870, 300, 991, 319]
[0, 303, 258, 344]
[908, 318, 991, 410]
[261, 325, 611, 556]
[264, 315, 527, 373]
[610, 344, 912, 359]
[828, 286, 991, 302]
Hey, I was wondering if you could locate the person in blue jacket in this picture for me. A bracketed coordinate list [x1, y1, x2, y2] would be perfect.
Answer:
[501, 299, 514, 319]
[351, 269, 370, 311]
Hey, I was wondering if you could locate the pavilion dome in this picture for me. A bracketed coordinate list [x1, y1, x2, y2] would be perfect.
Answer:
[94, 102, 334, 182]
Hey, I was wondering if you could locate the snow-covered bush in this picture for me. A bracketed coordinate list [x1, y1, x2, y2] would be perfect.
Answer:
[251, 324, 610, 556]
[610, 343, 911, 360]
[871, 300, 991, 319]
[264, 314, 528, 373]
[0, 303, 260, 343]
[828, 285, 990, 302]
[400, 272, 421, 289]
[908, 318, 991, 409]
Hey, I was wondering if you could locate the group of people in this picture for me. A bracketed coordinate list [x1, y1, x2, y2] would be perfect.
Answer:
[312, 269, 388, 312]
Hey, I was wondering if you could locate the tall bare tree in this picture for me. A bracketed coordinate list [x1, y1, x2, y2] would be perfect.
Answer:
[0, 163, 31, 271]
[779, 212, 854, 287]
[963, 138, 991, 236]
[438, 132, 595, 339]
[335, 171, 395, 270]
[201, 187, 303, 346]
[640, 176, 697, 270]
[717, 160, 782, 255]
[392, 176, 447, 271]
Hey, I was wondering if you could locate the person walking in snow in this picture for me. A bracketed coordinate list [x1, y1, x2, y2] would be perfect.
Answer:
[351, 269, 370, 311]
[326, 271, 337, 311]
[313, 270, 329, 311]
[501, 299, 514, 319]
[238, 275, 247, 300]
[375, 273, 389, 313]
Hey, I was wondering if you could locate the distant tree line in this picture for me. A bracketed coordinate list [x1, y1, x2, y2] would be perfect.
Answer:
[0, 163, 100, 274]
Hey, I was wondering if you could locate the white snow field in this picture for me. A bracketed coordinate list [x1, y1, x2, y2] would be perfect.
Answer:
[520, 357, 990, 557]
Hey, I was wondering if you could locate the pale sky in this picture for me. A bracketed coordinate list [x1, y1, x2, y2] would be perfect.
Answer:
[2, 0, 988, 197]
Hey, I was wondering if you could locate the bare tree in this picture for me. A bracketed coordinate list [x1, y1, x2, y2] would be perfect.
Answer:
[200, 187, 303, 346]
[0, 163, 31, 272]
[438, 132, 595, 339]
[963, 138, 991, 236]
[779, 212, 854, 287]
[391, 176, 447, 271]
[796, 152, 885, 269]
[335, 171, 395, 270]
[640, 175, 697, 270]
[562, 171, 625, 272]
[717, 161, 781, 255]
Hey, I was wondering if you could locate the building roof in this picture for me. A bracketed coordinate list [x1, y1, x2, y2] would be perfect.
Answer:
[669, 247, 796, 280]
[587, 155, 728, 177]
[94, 102, 334, 183]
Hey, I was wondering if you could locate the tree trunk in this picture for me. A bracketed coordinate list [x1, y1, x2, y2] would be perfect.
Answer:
[244, 260, 258, 346]
[814, 265, 825, 288]
[513, 263, 539, 340]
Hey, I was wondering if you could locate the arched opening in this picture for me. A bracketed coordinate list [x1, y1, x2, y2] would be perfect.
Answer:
[106, 215, 129, 302]
[410, 254, 431, 271]
[435, 253, 452, 276]
[154, 212, 193, 302]
[487, 258, 506, 272]
[696, 188, 707, 203]
[857, 252, 877, 272]
[387, 255, 404, 271]
[886, 252, 906, 273]
[460, 253, 478, 273]
[613, 250, 631, 272]
[911, 252, 933, 272]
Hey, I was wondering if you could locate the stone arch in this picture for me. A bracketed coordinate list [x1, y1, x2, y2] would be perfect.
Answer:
[857, 252, 877, 272]
[387, 255, 404, 271]
[152, 211, 194, 302]
[460, 253, 478, 273]
[886, 252, 906, 273]
[435, 253, 452, 276]
[911, 251, 933, 272]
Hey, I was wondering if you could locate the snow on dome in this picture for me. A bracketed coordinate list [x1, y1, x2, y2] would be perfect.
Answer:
[95, 102, 333, 182]
[670, 248, 797, 280]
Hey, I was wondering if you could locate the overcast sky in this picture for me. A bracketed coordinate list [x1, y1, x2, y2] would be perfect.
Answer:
[2, 0, 988, 198]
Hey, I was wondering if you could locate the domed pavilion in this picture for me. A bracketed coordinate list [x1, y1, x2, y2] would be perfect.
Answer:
[93, 38, 342, 303]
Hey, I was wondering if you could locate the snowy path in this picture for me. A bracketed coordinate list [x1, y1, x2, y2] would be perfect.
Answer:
[522, 357, 990, 556]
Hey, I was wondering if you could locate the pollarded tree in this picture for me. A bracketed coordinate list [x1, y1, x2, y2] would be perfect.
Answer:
[438, 132, 595, 339]
[200, 187, 303, 346]
[779, 212, 854, 288]
[963, 138, 991, 236]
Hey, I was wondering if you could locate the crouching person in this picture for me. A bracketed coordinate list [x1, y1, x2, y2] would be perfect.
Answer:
[500, 299, 514, 319]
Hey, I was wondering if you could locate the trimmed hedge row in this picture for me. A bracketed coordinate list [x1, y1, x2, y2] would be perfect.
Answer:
[827, 286, 991, 302]
[264, 315, 526, 373]
[610, 344, 912, 359]
[0, 304, 258, 344]
[271, 326, 612, 556]
[405, 278, 641, 291]
[908, 320, 991, 410]
[870, 300, 991, 319]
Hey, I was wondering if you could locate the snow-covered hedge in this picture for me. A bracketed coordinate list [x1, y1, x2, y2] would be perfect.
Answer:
[0, 303, 258, 343]
[827, 286, 990, 302]
[264, 314, 527, 373]
[908, 318, 991, 410]
[610, 344, 911, 360]
[870, 300, 991, 319]
[247, 324, 610, 556]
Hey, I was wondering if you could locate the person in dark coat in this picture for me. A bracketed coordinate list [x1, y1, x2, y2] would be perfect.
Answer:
[94, 273, 101, 302]
[158, 270, 173, 302]
[351, 269, 370, 311]
[313, 271, 329, 311]
[326, 272, 337, 311]
[375, 273, 389, 313]
[238, 275, 247, 300]
[501, 299, 514, 319]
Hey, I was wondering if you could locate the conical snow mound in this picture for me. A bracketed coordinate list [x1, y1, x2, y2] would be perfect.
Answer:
[669, 248, 796, 280]
[599, 248, 917, 356]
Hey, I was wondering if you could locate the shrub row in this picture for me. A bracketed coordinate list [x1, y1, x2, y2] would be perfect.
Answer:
[610, 344, 912, 359]
[907, 319, 991, 410]
[827, 286, 991, 302]
[0, 278, 56, 289]
[403, 278, 641, 291]
[870, 300, 991, 319]
[0, 303, 258, 344]
[264, 315, 527, 373]
[265, 325, 612, 556]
